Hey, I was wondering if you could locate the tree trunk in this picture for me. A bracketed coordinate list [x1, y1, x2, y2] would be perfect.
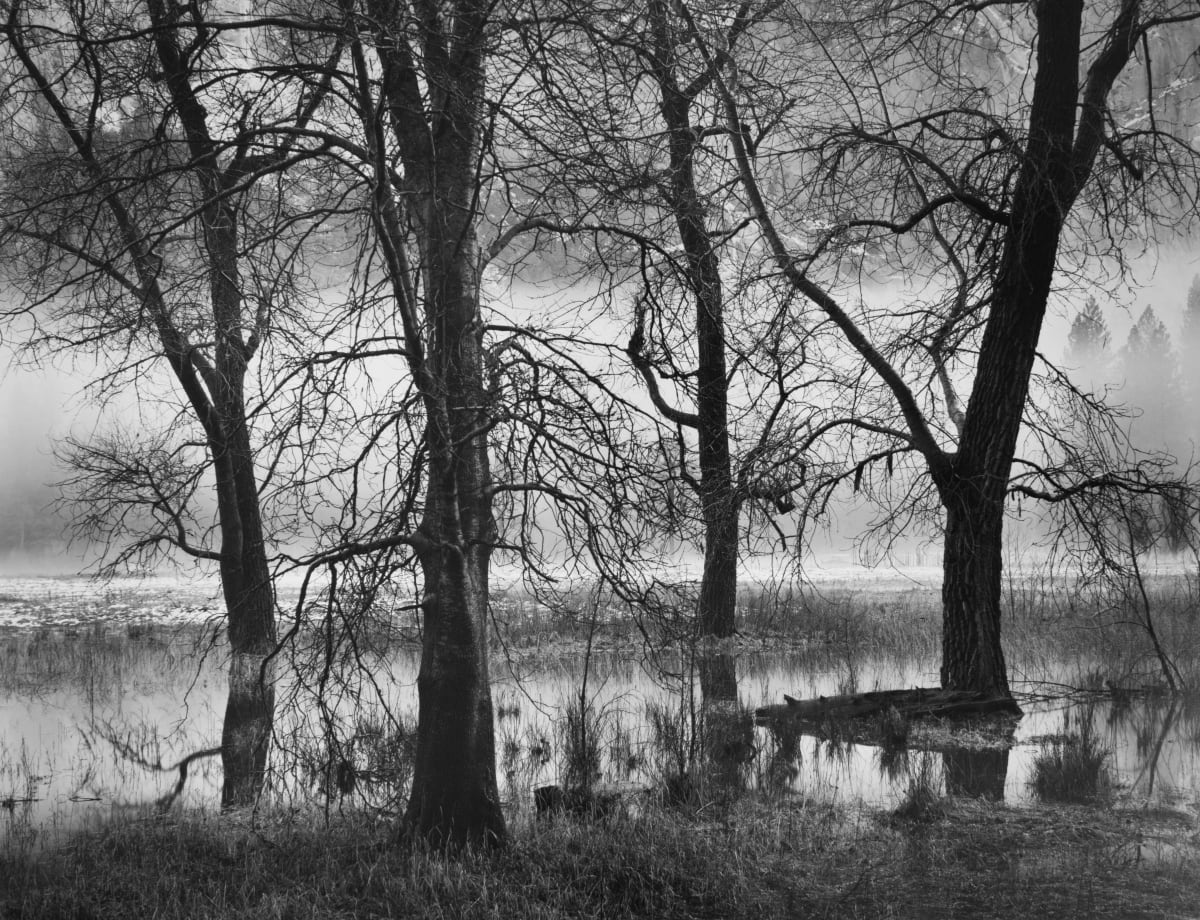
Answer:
[402, 324, 506, 846]
[650, 0, 738, 639]
[351, 0, 506, 847]
[220, 639, 275, 809]
[215, 425, 276, 809]
[939, 481, 1009, 695]
[697, 470, 738, 638]
[146, 7, 281, 807]
[402, 167, 505, 850]
[700, 651, 752, 791]
[405, 537, 505, 847]
[208, 196, 277, 809]
[936, 0, 1087, 699]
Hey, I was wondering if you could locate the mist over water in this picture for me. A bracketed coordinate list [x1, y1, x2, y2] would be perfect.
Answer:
[3, 244, 1199, 576]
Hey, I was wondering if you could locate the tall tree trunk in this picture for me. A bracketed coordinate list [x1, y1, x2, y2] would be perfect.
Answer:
[402, 182, 505, 849]
[937, 0, 1087, 698]
[405, 535, 504, 846]
[350, 0, 506, 845]
[148, 2, 281, 807]
[215, 420, 277, 809]
[402, 263, 506, 845]
[650, 0, 738, 639]
[211, 223, 277, 809]
[939, 479, 1009, 696]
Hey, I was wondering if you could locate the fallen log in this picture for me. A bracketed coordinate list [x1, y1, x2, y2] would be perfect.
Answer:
[756, 687, 1022, 725]
[755, 688, 1021, 754]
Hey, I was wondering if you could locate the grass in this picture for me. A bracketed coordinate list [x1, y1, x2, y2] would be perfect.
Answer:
[4, 572, 1200, 918]
[1031, 710, 1114, 805]
[2, 796, 1197, 919]
[493, 568, 1200, 693]
[0, 620, 228, 705]
[891, 752, 947, 823]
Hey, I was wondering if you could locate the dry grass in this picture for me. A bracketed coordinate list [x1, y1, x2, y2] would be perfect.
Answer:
[2, 796, 1197, 920]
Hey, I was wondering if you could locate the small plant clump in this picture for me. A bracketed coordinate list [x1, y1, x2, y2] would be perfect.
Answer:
[891, 753, 946, 822]
[1031, 710, 1113, 804]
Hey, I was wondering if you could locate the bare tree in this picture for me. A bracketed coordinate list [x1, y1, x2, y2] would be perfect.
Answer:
[684, 0, 1200, 697]
[305, 0, 517, 848]
[0, 0, 337, 805]
[490, 0, 815, 652]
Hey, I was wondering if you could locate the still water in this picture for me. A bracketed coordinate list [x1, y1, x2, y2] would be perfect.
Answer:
[1, 575, 1197, 851]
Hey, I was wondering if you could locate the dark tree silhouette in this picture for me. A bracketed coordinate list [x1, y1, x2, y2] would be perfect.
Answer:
[695, 0, 1200, 697]
[0, 0, 337, 806]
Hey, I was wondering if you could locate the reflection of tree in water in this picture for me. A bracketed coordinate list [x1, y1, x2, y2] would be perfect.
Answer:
[944, 747, 1010, 801]
[760, 713, 802, 792]
[1099, 691, 1200, 802]
[699, 652, 755, 794]
[699, 652, 737, 703]
[1125, 697, 1183, 800]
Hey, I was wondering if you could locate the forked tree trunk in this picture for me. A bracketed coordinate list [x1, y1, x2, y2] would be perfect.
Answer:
[650, 0, 738, 640]
[722, 0, 1143, 705]
[934, 0, 1096, 699]
[350, 0, 506, 846]
[402, 168, 505, 849]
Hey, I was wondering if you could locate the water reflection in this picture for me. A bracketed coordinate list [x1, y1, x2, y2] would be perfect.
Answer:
[944, 748, 1010, 800]
[3, 591, 1200, 848]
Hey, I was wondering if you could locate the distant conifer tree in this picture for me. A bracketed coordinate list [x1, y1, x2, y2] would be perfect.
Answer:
[1120, 306, 1180, 453]
[1065, 296, 1112, 391]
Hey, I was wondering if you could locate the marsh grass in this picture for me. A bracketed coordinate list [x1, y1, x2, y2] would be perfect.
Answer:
[3, 796, 1198, 920]
[493, 571, 1200, 691]
[5, 571, 1200, 916]
[0, 623, 209, 698]
[1031, 709, 1114, 804]
[1002, 568, 1200, 689]
[892, 752, 947, 823]
[557, 696, 609, 794]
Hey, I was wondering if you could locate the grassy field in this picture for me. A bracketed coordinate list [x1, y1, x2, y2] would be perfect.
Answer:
[2, 795, 1197, 919]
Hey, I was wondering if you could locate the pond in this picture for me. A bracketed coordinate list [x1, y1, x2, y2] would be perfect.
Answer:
[1, 574, 1197, 852]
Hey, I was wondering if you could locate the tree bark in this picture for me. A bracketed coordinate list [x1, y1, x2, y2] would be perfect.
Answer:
[402, 224, 506, 847]
[215, 410, 276, 809]
[650, 0, 738, 639]
[405, 538, 504, 847]
[939, 479, 1009, 695]
[935, 0, 1089, 696]
[361, 0, 506, 844]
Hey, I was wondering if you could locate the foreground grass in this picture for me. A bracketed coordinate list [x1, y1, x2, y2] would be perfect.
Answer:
[3, 798, 1197, 919]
